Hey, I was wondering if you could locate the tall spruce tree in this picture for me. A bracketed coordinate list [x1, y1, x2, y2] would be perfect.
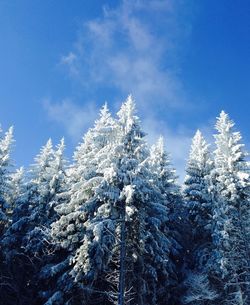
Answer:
[211, 111, 250, 304]
[147, 136, 179, 202]
[182, 130, 217, 304]
[1, 138, 67, 305]
[96, 96, 179, 305]
[144, 136, 182, 304]
[7, 167, 25, 211]
[44, 96, 180, 305]
[0, 126, 14, 234]
[183, 130, 214, 265]
[43, 104, 118, 305]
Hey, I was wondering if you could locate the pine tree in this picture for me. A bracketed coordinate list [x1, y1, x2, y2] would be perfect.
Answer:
[182, 130, 217, 304]
[211, 111, 250, 304]
[98, 96, 180, 305]
[24, 138, 67, 253]
[1, 138, 67, 305]
[111, 95, 149, 305]
[43, 104, 118, 305]
[183, 130, 214, 265]
[44, 97, 180, 305]
[143, 136, 182, 304]
[8, 167, 25, 207]
[147, 136, 179, 202]
[0, 126, 14, 234]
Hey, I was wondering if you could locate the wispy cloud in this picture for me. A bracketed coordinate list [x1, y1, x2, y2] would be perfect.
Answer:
[60, 0, 192, 108]
[45, 0, 196, 177]
[60, 52, 79, 77]
[43, 98, 98, 140]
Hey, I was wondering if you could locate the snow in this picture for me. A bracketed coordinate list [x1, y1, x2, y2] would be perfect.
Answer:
[0, 100, 249, 305]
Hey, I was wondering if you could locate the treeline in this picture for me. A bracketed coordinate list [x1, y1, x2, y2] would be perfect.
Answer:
[0, 96, 249, 305]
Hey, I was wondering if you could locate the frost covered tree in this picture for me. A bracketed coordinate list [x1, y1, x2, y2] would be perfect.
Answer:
[1, 138, 67, 305]
[94, 96, 178, 305]
[8, 167, 25, 207]
[183, 130, 214, 267]
[182, 130, 217, 304]
[1, 99, 250, 305]
[211, 111, 250, 304]
[0, 126, 14, 233]
[145, 136, 183, 303]
[147, 136, 179, 204]
[24, 138, 67, 252]
[43, 97, 180, 305]
[112, 95, 150, 305]
[184, 131, 213, 232]
[42, 104, 118, 305]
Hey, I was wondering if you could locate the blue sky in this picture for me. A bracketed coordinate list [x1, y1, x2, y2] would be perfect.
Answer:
[0, 0, 250, 178]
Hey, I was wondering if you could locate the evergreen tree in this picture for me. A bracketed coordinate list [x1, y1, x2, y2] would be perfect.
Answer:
[147, 136, 179, 202]
[91, 96, 178, 305]
[143, 136, 182, 304]
[8, 167, 25, 209]
[182, 130, 217, 304]
[111, 95, 150, 305]
[44, 97, 180, 305]
[1, 138, 67, 305]
[24, 138, 67, 253]
[183, 130, 214, 266]
[43, 104, 118, 305]
[211, 111, 250, 304]
[0, 126, 14, 234]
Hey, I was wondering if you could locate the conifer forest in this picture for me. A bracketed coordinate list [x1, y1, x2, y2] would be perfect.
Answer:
[0, 95, 249, 305]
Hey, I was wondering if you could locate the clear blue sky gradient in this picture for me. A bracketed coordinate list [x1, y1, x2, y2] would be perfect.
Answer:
[0, 0, 249, 175]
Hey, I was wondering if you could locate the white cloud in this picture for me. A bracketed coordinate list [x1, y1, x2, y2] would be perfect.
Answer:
[46, 0, 196, 177]
[43, 98, 98, 140]
[60, 0, 191, 108]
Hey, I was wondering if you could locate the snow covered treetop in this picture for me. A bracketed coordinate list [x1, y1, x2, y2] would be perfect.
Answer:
[153, 136, 164, 157]
[55, 138, 65, 160]
[214, 111, 246, 171]
[33, 138, 54, 170]
[94, 103, 114, 130]
[188, 130, 211, 170]
[149, 136, 172, 169]
[74, 103, 116, 162]
[215, 110, 234, 133]
[0, 126, 14, 169]
[148, 135, 178, 192]
[118, 95, 138, 130]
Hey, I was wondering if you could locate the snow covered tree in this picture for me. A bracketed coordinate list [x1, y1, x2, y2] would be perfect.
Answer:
[43, 97, 180, 305]
[183, 130, 214, 268]
[42, 104, 118, 305]
[211, 111, 250, 304]
[145, 137, 185, 303]
[8, 167, 25, 207]
[0, 126, 14, 233]
[88, 96, 179, 305]
[2, 97, 250, 305]
[147, 136, 179, 203]
[181, 130, 217, 304]
[22, 138, 67, 253]
[184, 130, 213, 230]
[1, 138, 67, 305]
